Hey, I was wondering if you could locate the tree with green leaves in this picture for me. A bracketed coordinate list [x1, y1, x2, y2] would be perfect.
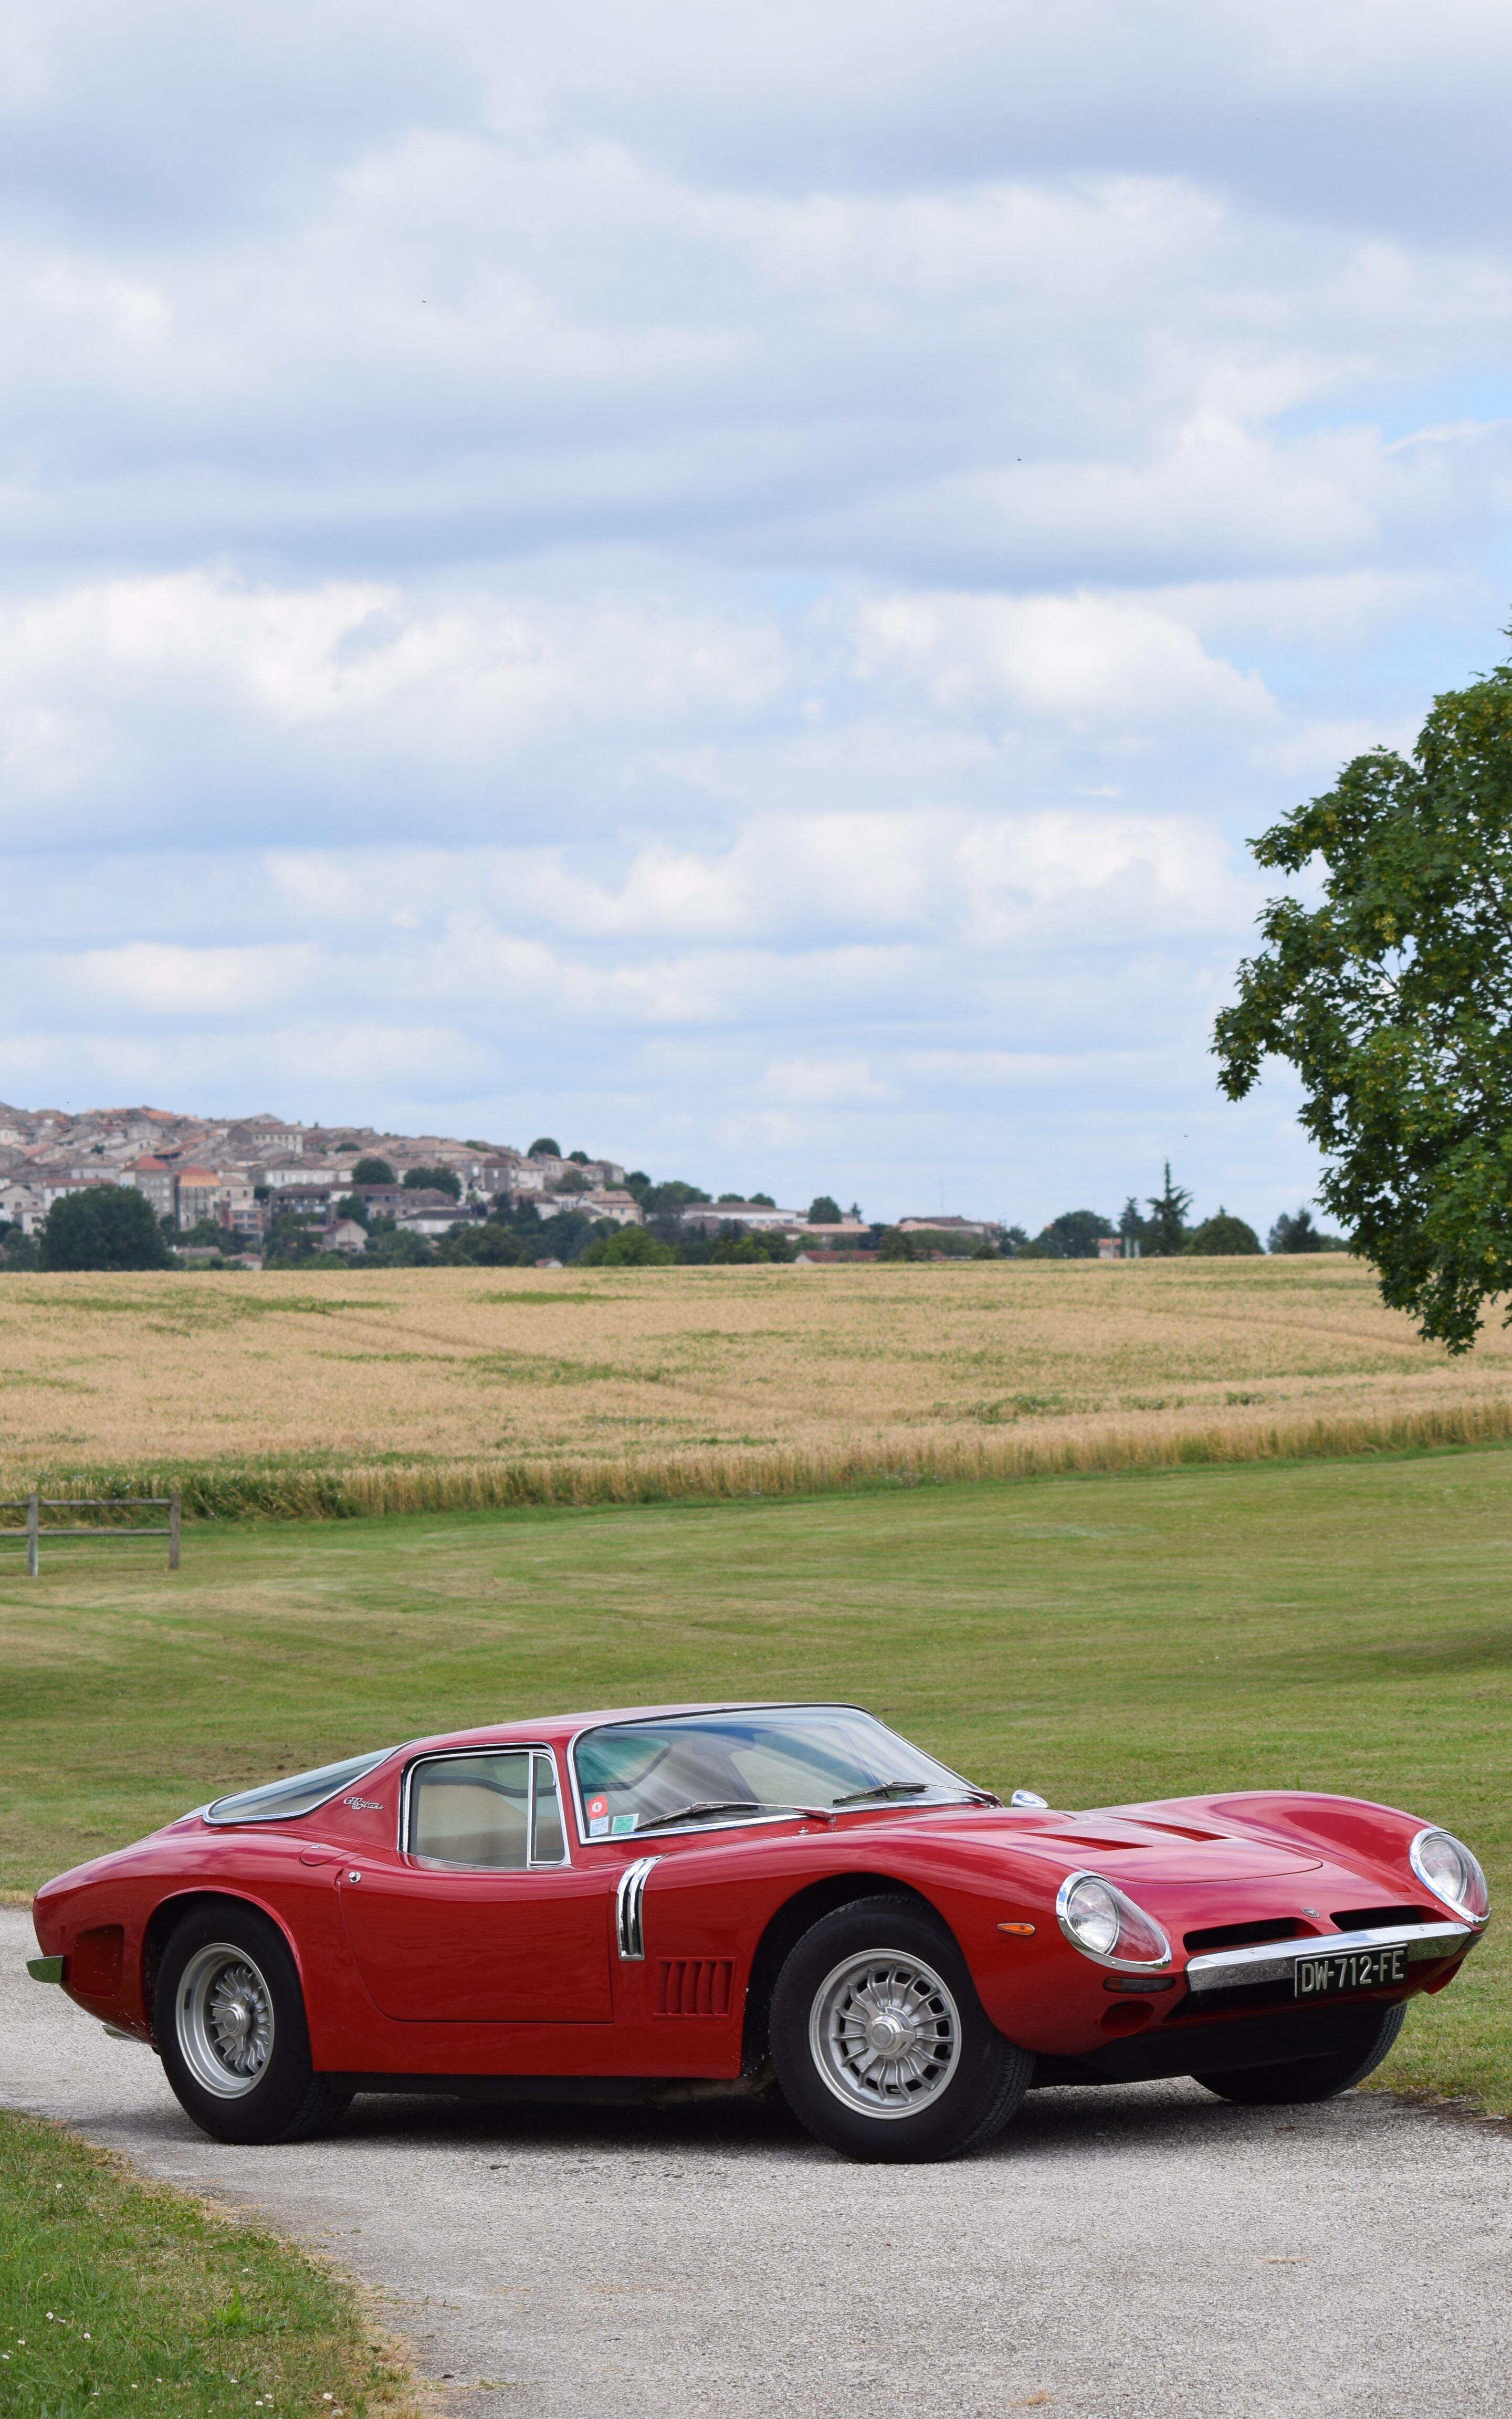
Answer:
[1030, 1208, 1111, 1260]
[808, 1195, 842, 1223]
[1185, 1211, 1261, 1256]
[39, 1186, 172, 1272]
[528, 1136, 561, 1158]
[1118, 1196, 1150, 1254]
[0, 1220, 39, 1271]
[403, 1165, 462, 1200]
[580, 1224, 679, 1266]
[178, 1217, 243, 1254]
[1143, 1165, 1192, 1256]
[636, 1179, 711, 1215]
[709, 1230, 792, 1263]
[351, 1156, 395, 1185]
[432, 1221, 533, 1266]
[1214, 648, 1512, 1349]
[1268, 1206, 1347, 1254]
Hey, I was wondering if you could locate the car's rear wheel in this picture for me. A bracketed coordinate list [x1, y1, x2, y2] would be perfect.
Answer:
[769, 1894, 1032, 2162]
[155, 1904, 351, 2145]
[1192, 2003, 1406, 2107]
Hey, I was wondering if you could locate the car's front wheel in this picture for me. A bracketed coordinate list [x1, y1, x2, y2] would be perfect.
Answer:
[769, 1895, 1033, 2162]
[1192, 2003, 1406, 2107]
[155, 1904, 351, 2145]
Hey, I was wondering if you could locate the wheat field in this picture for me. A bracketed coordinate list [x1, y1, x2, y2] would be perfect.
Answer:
[3, 1254, 1512, 1516]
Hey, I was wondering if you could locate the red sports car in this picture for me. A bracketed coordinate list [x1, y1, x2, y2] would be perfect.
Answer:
[26, 1700, 1490, 2163]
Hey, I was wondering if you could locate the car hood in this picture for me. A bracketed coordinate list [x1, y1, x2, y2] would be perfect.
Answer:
[920, 1809, 1327, 1884]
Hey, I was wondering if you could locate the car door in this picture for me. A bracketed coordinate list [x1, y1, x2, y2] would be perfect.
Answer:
[339, 1746, 613, 2022]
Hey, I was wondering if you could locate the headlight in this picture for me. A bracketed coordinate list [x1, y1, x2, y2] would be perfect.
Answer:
[1410, 1827, 1490, 1922]
[1055, 1870, 1171, 1970]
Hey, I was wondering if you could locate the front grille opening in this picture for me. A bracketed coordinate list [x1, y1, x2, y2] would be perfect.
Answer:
[1329, 1904, 1430, 1932]
[1183, 1916, 1310, 1954]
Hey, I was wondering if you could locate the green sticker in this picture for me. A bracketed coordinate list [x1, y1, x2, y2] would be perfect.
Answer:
[611, 1813, 637, 1835]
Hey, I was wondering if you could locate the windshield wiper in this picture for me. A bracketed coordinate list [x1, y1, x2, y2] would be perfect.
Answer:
[831, 1782, 1002, 1808]
[637, 1799, 765, 1830]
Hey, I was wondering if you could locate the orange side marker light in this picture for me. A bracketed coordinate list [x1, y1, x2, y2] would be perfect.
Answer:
[998, 1921, 1036, 1936]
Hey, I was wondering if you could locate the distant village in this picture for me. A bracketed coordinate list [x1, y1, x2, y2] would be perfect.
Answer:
[0, 1102, 1000, 1268]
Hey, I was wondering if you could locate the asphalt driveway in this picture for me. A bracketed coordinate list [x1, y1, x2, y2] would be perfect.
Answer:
[3, 1910, 1508, 2419]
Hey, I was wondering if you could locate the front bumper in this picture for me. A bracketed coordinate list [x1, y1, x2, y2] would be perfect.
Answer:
[1184, 1919, 1473, 1996]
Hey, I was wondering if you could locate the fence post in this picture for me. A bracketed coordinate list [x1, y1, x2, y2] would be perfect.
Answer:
[169, 1489, 181, 1572]
[26, 1491, 38, 1579]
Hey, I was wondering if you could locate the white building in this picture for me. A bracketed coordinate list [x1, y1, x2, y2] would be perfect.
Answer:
[896, 1216, 992, 1238]
[679, 1201, 804, 1234]
[579, 1189, 644, 1226]
[397, 1205, 487, 1237]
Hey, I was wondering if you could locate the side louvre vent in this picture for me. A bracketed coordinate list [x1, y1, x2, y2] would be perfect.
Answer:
[655, 1958, 734, 2017]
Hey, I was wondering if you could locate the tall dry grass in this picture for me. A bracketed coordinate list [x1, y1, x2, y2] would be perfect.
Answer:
[3, 1255, 1511, 1517]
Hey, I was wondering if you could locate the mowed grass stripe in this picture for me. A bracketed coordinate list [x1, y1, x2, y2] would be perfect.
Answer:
[3, 1446, 1508, 2111]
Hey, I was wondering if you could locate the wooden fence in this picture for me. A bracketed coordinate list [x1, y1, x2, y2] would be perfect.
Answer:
[0, 1492, 181, 1577]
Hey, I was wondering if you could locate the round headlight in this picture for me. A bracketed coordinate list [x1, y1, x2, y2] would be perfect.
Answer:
[1410, 1827, 1490, 1922]
[1056, 1870, 1171, 1968]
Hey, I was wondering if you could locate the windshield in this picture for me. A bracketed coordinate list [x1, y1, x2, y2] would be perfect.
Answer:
[204, 1748, 394, 1826]
[572, 1706, 988, 1837]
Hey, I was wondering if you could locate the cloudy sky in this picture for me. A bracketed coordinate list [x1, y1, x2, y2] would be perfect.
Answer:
[3, 1, 1510, 1228]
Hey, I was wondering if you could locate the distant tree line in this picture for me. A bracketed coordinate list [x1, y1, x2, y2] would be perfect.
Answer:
[1002, 1165, 1347, 1262]
[0, 1154, 1349, 1275]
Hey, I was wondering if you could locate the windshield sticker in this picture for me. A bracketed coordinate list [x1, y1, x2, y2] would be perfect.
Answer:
[611, 1814, 637, 1835]
[587, 1794, 610, 1838]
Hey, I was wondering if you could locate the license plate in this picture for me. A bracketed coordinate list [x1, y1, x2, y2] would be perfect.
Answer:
[1293, 1946, 1408, 1999]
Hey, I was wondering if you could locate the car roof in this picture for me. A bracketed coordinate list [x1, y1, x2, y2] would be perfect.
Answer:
[397, 1699, 863, 1756]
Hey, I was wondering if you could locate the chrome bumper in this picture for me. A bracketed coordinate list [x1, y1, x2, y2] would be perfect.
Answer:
[1184, 1920, 1474, 1996]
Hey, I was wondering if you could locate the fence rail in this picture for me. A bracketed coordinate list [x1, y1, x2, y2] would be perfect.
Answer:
[0, 1491, 180, 1576]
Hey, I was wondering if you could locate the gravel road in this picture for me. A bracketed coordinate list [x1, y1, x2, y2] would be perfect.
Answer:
[3, 1909, 1508, 2419]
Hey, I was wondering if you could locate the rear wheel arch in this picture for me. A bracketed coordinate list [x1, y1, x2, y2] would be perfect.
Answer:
[151, 1897, 349, 2144]
[143, 1890, 306, 2042]
[741, 1875, 948, 2074]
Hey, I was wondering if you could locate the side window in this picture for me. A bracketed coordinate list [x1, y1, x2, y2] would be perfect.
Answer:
[410, 1752, 530, 1868]
[407, 1749, 570, 1869]
[531, 1751, 567, 1865]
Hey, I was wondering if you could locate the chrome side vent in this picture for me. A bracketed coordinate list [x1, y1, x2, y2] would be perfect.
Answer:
[615, 1856, 661, 1961]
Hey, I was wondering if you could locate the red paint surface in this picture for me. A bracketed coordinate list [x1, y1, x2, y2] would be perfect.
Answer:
[29, 1705, 1485, 2083]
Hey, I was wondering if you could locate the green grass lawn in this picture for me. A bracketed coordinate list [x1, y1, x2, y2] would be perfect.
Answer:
[0, 2109, 416, 2418]
[3, 1447, 1508, 2111]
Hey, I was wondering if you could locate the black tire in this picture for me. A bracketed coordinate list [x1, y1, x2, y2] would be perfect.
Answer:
[154, 1903, 352, 2145]
[1193, 2004, 1407, 2107]
[769, 1894, 1033, 2163]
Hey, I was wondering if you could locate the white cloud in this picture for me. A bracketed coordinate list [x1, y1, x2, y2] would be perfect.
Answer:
[1, 0, 1509, 1226]
[848, 590, 1276, 726]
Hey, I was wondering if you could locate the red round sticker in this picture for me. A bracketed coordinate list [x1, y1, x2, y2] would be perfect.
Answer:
[587, 1796, 608, 1819]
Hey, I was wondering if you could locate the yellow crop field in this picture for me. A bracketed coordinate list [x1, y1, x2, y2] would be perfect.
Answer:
[4, 1254, 1512, 1516]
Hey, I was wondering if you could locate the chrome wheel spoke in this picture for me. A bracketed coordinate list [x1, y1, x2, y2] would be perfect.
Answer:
[176, 1943, 277, 2099]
